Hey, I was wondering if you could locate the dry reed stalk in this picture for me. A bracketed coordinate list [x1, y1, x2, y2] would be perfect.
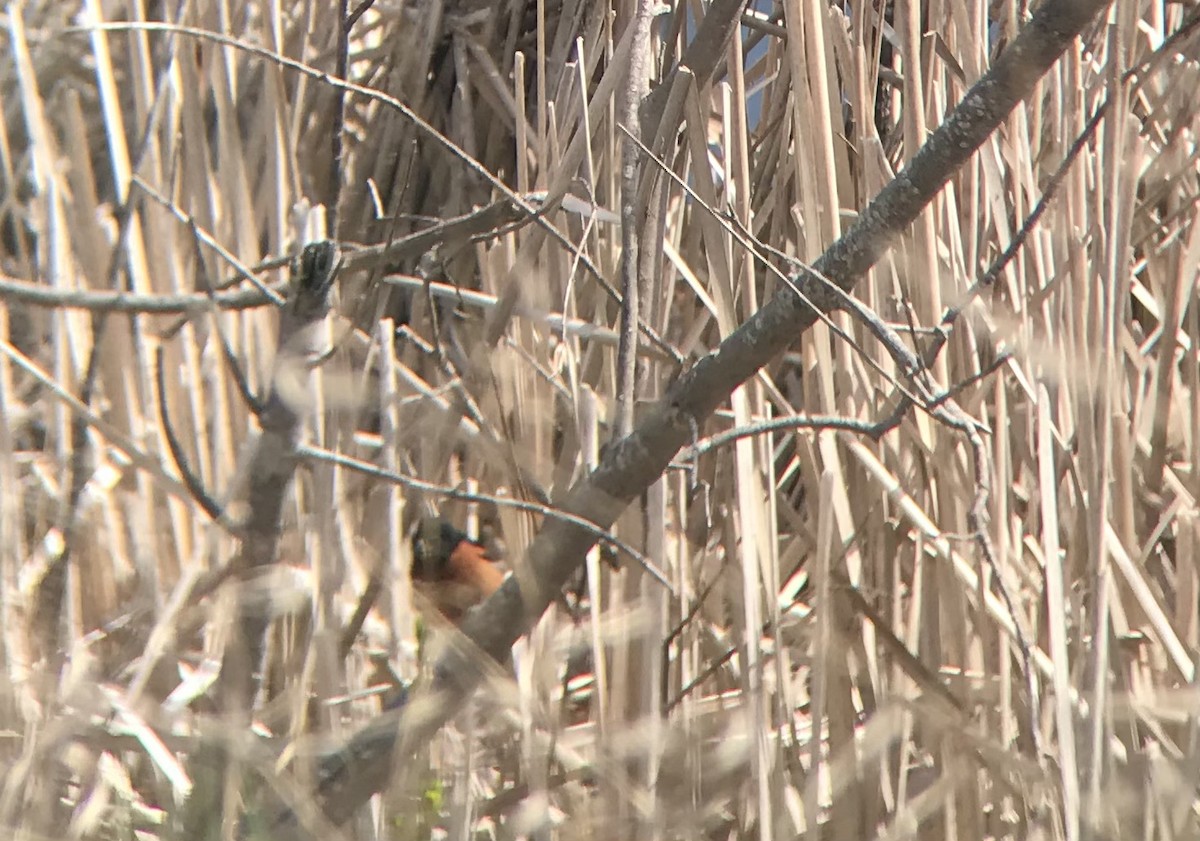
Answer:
[1, 1, 1199, 840]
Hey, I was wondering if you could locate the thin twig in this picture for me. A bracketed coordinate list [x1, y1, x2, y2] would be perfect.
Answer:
[154, 346, 239, 531]
[296, 443, 674, 593]
[0, 273, 287, 314]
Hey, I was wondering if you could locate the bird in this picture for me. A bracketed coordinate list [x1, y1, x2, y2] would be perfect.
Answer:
[409, 517, 506, 623]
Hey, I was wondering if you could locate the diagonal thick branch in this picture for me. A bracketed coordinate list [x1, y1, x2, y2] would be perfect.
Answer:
[299, 0, 1113, 827]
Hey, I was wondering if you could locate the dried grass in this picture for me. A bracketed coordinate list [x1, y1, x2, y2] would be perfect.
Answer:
[1, 1, 1198, 840]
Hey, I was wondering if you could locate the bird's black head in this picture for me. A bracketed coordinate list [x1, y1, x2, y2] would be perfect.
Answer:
[411, 517, 473, 582]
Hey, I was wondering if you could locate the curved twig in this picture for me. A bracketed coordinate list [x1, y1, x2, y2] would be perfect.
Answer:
[154, 346, 239, 531]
